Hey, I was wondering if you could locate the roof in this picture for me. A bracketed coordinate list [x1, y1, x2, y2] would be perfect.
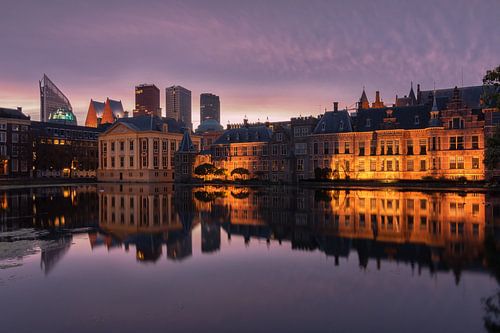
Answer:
[313, 110, 352, 134]
[419, 85, 484, 109]
[196, 119, 223, 133]
[0, 107, 30, 120]
[90, 100, 105, 118]
[213, 126, 273, 145]
[108, 99, 124, 117]
[354, 105, 431, 131]
[110, 116, 185, 133]
[178, 130, 196, 152]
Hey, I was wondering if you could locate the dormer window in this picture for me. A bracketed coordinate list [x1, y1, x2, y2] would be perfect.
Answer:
[226, 135, 230, 141]
[366, 118, 371, 128]
[321, 122, 326, 131]
[339, 121, 344, 131]
[276, 133, 283, 141]
[414, 115, 420, 125]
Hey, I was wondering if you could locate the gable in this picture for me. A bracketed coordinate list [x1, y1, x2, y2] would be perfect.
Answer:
[104, 122, 136, 135]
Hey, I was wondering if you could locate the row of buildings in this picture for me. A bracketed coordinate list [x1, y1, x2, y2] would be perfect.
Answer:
[169, 84, 500, 183]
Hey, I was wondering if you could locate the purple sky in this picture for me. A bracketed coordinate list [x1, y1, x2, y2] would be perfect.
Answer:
[1, 0, 499, 127]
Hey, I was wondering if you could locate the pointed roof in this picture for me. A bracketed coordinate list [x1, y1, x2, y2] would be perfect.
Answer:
[431, 91, 439, 112]
[85, 99, 105, 127]
[408, 82, 417, 105]
[178, 129, 196, 152]
[359, 88, 370, 109]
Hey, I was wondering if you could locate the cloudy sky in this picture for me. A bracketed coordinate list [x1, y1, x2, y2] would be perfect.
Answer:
[1, 0, 499, 127]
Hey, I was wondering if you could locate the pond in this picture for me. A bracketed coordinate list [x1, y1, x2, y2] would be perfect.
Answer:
[1, 183, 500, 333]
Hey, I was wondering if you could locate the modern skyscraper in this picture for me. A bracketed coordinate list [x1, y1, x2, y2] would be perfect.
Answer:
[200, 93, 220, 123]
[166, 85, 192, 129]
[133, 84, 161, 117]
[39, 74, 74, 123]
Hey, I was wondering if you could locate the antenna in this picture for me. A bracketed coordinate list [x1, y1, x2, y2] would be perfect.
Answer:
[461, 67, 464, 87]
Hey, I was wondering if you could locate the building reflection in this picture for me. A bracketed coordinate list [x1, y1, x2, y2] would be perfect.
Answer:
[90, 183, 500, 282]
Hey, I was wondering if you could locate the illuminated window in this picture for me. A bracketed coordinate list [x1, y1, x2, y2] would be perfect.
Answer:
[472, 157, 480, 169]
[472, 136, 479, 149]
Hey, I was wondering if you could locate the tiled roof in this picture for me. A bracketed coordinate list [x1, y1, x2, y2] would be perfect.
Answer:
[0, 107, 30, 120]
[112, 116, 186, 133]
[313, 110, 352, 134]
[419, 85, 484, 109]
[354, 105, 431, 132]
[213, 126, 273, 145]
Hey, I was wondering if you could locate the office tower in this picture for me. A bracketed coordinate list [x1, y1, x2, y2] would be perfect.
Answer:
[133, 84, 161, 117]
[165, 85, 192, 129]
[200, 93, 220, 123]
[39, 74, 74, 123]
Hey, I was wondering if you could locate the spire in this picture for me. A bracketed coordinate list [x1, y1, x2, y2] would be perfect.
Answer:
[359, 87, 370, 109]
[408, 81, 417, 105]
[178, 129, 196, 152]
[431, 89, 439, 112]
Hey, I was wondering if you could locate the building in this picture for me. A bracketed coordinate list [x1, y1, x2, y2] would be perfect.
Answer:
[85, 98, 125, 127]
[97, 116, 200, 182]
[0, 107, 32, 177]
[31, 121, 103, 178]
[47, 107, 77, 126]
[39, 74, 73, 123]
[200, 93, 220, 123]
[179, 84, 496, 183]
[133, 84, 161, 117]
[166, 86, 192, 130]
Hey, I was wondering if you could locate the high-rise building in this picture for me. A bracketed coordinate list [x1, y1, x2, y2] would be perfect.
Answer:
[200, 93, 220, 123]
[39, 74, 74, 123]
[133, 84, 161, 117]
[165, 86, 192, 130]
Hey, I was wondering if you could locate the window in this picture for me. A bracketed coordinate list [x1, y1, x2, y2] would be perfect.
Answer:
[242, 147, 248, 156]
[414, 115, 420, 125]
[370, 140, 376, 155]
[472, 157, 480, 169]
[387, 160, 393, 171]
[12, 125, 19, 131]
[11, 159, 18, 172]
[457, 156, 464, 169]
[111, 157, 115, 168]
[281, 144, 288, 155]
[420, 160, 426, 171]
[130, 140, 134, 151]
[233, 147, 238, 156]
[120, 141, 124, 151]
[295, 143, 307, 155]
[0, 124, 6, 130]
[313, 142, 318, 155]
[344, 142, 350, 154]
[366, 118, 371, 128]
[129, 156, 134, 167]
[252, 146, 257, 156]
[323, 142, 329, 155]
[407, 160, 414, 171]
[120, 157, 124, 168]
[450, 136, 464, 150]
[272, 145, 278, 156]
[153, 156, 159, 168]
[370, 160, 376, 171]
[407, 140, 413, 155]
[153, 140, 159, 153]
[276, 133, 283, 142]
[472, 136, 479, 149]
[162, 140, 167, 152]
[297, 159, 304, 171]
[419, 139, 426, 155]
[162, 156, 167, 168]
[380, 141, 385, 155]
[111, 142, 115, 152]
[358, 160, 365, 172]
[170, 141, 176, 152]
[449, 157, 456, 169]
[12, 133, 18, 143]
[386, 141, 393, 155]
[334, 141, 339, 154]
[359, 142, 365, 156]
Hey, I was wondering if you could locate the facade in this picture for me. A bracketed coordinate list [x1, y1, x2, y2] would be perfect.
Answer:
[97, 116, 200, 182]
[166, 85, 192, 130]
[181, 85, 496, 183]
[200, 93, 220, 123]
[133, 84, 161, 117]
[39, 74, 73, 123]
[0, 107, 32, 177]
[85, 98, 125, 127]
[31, 121, 102, 178]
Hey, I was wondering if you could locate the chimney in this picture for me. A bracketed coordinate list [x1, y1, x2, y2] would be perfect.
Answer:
[375, 91, 381, 103]
[333, 102, 339, 112]
[123, 111, 129, 118]
[17, 107, 22, 112]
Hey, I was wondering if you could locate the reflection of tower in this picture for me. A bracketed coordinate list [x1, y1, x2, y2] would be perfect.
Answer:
[201, 222, 220, 253]
[40, 234, 73, 275]
[131, 233, 163, 262]
[166, 232, 192, 260]
[166, 186, 197, 260]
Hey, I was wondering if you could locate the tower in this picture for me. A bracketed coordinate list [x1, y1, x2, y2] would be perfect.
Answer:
[166, 86, 192, 130]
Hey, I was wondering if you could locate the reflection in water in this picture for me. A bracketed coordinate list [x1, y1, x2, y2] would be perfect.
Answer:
[2, 184, 500, 332]
[94, 184, 499, 283]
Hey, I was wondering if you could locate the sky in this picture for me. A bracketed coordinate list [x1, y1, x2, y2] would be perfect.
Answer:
[0, 0, 499, 127]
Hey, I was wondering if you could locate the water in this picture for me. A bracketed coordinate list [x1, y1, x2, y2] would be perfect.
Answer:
[1, 183, 500, 333]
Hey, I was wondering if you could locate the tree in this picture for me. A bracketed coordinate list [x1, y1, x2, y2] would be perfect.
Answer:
[231, 167, 249, 179]
[194, 163, 216, 180]
[485, 126, 500, 171]
[483, 65, 500, 109]
[213, 167, 227, 178]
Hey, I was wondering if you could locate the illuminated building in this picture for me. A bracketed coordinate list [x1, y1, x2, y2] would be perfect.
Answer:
[179, 84, 495, 182]
[200, 93, 220, 123]
[133, 84, 161, 118]
[39, 74, 73, 123]
[31, 121, 103, 178]
[166, 85, 192, 130]
[0, 107, 31, 177]
[97, 116, 200, 182]
[48, 107, 77, 126]
[85, 98, 124, 127]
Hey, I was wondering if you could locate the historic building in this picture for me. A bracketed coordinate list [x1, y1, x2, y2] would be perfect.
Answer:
[0, 107, 32, 177]
[84, 98, 125, 127]
[97, 116, 200, 182]
[31, 121, 103, 178]
[180, 84, 496, 183]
